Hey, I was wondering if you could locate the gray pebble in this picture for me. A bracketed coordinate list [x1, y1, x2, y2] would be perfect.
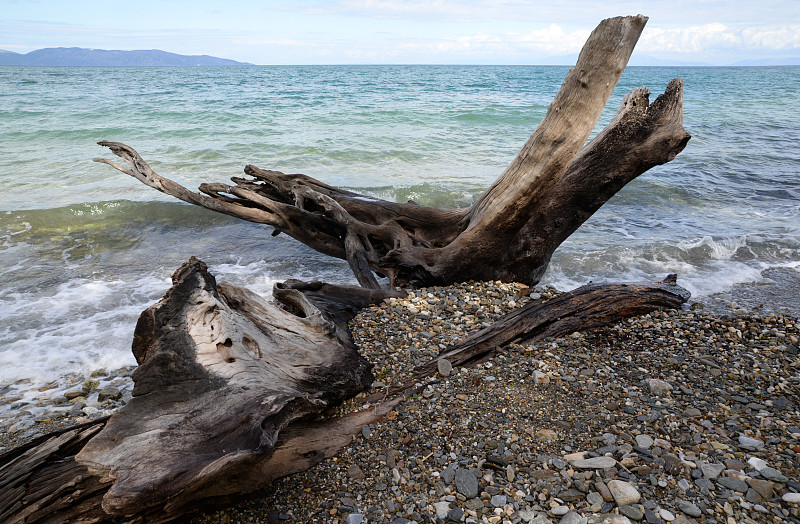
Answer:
[433, 501, 450, 519]
[490, 494, 507, 507]
[759, 466, 788, 482]
[572, 456, 616, 469]
[559, 511, 584, 524]
[677, 500, 702, 518]
[738, 435, 764, 451]
[441, 464, 457, 484]
[454, 469, 479, 498]
[644, 378, 672, 396]
[635, 434, 653, 449]
[446, 507, 464, 522]
[346, 514, 363, 524]
[551, 505, 569, 515]
[717, 476, 748, 492]
[619, 505, 644, 520]
[783, 492, 800, 503]
[699, 462, 724, 478]
[586, 491, 604, 507]
[608, 479, 641, 506]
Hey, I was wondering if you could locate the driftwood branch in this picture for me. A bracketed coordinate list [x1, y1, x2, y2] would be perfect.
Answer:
[94, 15, 689, 289]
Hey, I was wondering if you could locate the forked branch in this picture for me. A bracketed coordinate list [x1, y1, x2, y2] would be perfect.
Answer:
[95, 15, 689, 289]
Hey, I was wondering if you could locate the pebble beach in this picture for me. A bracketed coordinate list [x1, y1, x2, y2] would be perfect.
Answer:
[2, 280, 799, 524]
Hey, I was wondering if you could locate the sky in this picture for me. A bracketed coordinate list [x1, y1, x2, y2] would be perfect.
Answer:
[1, 0, 799, 65]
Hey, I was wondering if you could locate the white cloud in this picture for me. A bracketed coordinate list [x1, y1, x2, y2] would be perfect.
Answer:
[395, 24, 590, 60]
[639, 23, 800, 55]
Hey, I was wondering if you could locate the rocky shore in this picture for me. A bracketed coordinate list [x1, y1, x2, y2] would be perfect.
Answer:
[190, 281, 800, 524]
[2, 280, 799, 524]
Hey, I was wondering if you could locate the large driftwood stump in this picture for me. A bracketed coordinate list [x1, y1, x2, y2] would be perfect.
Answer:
[0, 257, 400, 523]
[95, 15, 690, 289]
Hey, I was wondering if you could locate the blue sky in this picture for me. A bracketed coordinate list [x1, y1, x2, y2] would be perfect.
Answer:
[2, 0, 799, 65]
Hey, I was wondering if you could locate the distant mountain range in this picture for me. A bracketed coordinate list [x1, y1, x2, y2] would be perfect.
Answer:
[1, 47, 799, 67]
[0, 48, 252, 66]
[731, 57, 800, 66]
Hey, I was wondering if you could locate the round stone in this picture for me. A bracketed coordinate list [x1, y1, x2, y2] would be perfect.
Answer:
[678, 501, 702, 518]
[783, 493, 800, 504]
[635, 434, 654, 449]
[437, 358, 453, 377]
[586, 492, 604, 508]
[607, 480, 641, 506]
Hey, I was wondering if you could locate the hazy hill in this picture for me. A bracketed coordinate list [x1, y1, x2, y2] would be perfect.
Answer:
[731, 57, 800, 66]
[0, 48, 252, 66]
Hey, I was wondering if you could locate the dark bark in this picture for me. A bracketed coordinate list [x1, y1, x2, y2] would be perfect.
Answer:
[94, 15, 689, 289]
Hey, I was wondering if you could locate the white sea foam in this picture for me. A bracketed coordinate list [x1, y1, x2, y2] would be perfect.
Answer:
[209, 260, 283, 297]
[542, 234, 786, 300]
[0, 260, 328, 411]
[0, 274, 169, 408]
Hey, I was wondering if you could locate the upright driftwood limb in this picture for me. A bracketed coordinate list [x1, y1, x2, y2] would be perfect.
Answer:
[95, 15, 690, 289]
[0, 262, 690, 523]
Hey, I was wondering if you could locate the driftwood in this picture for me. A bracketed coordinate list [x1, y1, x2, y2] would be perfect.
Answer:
[94, 15, 690, 289]
[2, 14, 696, 524]
[0, 259, 690, 523]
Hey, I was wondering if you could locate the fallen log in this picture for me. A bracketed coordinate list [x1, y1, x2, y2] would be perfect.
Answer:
[0, 260, 689, 523]
[94, 15, 690, 289]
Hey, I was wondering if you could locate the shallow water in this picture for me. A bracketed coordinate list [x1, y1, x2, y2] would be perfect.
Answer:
[1, 64, 798, 405]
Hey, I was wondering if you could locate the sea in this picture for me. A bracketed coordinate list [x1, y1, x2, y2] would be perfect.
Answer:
[1, 65, 799, 411]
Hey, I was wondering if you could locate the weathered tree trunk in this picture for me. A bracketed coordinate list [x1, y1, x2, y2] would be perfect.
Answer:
[0, 260, 689, 524]
[94, 15, 690, 289]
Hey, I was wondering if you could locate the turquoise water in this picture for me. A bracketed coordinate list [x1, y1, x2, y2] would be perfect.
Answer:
[1, 65, 799, 400]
